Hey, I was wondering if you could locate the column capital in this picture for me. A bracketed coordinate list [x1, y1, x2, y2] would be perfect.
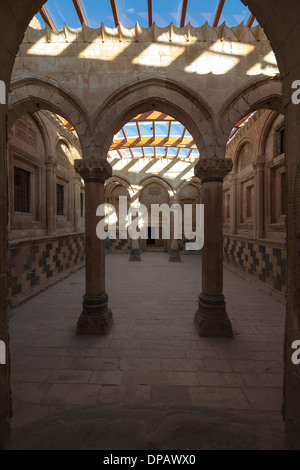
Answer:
[73, 175, 83, 185]
[228, 172, 237, 184]
[195, 158, 233, 182]
[45, 155, 57, 169]
[253, 155, 265, 171]
[169, 195, 180, 205]
[74, 157, 112, 183]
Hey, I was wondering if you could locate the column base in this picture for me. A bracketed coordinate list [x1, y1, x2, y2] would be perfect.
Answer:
[76, 293, 113, 335]
[194, 293, 233, 338]
[129, 250, 141, 262]
[169, 249, 181, 262]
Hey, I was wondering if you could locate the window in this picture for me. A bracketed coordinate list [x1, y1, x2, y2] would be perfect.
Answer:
[80, 192, 84, 218]
[246, 186, 254, 218]
[276, 127, 285, 156]
[57, 184, 64, 216]
[14, 167, 30, 213]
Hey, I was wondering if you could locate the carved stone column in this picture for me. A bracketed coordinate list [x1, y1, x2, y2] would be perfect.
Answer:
[169, 197, 181, 262]
[129, 239, 142, 261]
[0, 90, 10, 448]
[194, 157, 233, 337]
[74, 157, 113, 335]
[253, 157, 265, 239]
[45, 156, 57, 236]
[229, 172, 237, 235]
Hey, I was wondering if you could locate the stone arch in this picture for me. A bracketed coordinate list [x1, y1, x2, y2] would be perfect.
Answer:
[55, 137, 75, 172]
[8, 77, 90, 152]
[93, 77, 215, 159]
[139, 176, 174, 198]
[10, 111, 47, 159]
[257, 110, 282, 158]
[176, 180, 202, 203]
[105, 176, 133, 199]
[233, 138, 255, 173]
[218, 77, 283, 149]
[30, 111, 51, 156]
[139, 178, 172, 208]
[235, 140, 254, 174]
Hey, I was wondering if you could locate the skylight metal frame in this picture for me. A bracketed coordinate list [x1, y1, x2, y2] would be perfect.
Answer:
[213, 0, 226, 27]
[148, 0, 153, 26]
[37, 0, 257, 31]
[180, 0, 188, 28]
[72, 0, 89, 26]
[110, 0, 120, 27]
[39, 5, 57, 32]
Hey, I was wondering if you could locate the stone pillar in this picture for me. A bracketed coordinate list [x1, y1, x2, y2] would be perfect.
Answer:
[74, 157, 113, 335]
[229, 173, 237, 235]
[129, 238, 142, 261]
[169, 198, 181, 262]
[254, 158, 265, 239]
[194, 158, 233, 337]
[74, 175, 82, 233]
[45, 156, 57, 236]
[0, 89, 10, 448]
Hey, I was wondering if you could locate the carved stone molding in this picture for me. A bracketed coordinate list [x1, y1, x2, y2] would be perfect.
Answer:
[45, 155, 57, 169]
[195, 158, 233, 182]
[74, 157, 112, 183]
[253, 154, 265, 170]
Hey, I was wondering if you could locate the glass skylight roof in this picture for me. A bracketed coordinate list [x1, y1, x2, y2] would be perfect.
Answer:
[186, 0, 219, 27]
[153, 0, 183, 27]
[109, 113, 198, 161]
[36, 0, 257, 31]
[83, 0, 115, 28]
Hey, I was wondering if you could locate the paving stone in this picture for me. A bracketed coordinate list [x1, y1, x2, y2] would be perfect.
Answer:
[241, 373, 283, 388]
[43, 384, 101, 405]
[98, 385, 151, 405]
[90, 371, 123, 385]
[13, 383, 52, 405]
[196, 372, 245, 387]
[152, 386, 191, 405]
[122, 371, 170, 385]
[242, 388, 283, 411]
[8, 253, 286, 448]
[189, 387, 251, 410]
[11, 368, 52, 384]
[47, 370, 93, 384]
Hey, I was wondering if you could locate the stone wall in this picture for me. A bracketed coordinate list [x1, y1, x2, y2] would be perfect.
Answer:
[224, 236, 286, 299]
[8, 233, 85, 307]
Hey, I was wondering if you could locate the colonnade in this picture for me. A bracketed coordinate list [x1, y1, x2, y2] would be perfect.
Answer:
[74, 154, 233, 337]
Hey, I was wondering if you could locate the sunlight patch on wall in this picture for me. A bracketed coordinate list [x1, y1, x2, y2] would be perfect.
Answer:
[162, 161, 190, 180]
[185, 41, 255, 75]
[127, 159, 153, 173]
[132, 44, 185, 67]
[27, 36, 75, 55]
[79, 41, 129, 60]
[110, 158, 130, 171]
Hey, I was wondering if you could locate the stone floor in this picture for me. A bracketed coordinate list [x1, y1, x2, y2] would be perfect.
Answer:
[6, 253, 286, 450]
